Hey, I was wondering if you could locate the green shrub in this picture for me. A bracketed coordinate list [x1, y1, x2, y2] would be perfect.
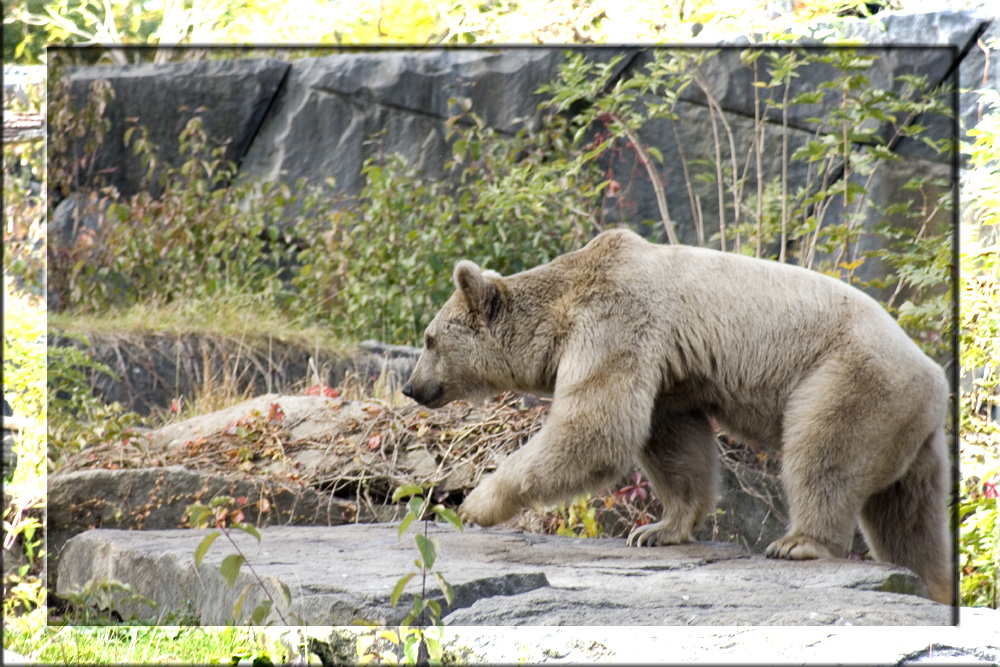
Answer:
[958, 82, 1000, 609]
[296, 110, 606, 345]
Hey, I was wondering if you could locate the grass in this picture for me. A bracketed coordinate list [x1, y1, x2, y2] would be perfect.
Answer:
[48, 290, 347, 353]
[49, 288, 359, 428]
[4, 621, 264, 665]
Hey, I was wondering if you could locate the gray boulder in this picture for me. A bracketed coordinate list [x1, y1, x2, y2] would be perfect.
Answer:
[47, 464, 357, 592]
[48, 191, 114, 249]
[57, 523, 952, 626]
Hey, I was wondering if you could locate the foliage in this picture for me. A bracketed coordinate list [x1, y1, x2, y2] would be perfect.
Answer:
[960, 468, 998, 608]
[3, 283, 48, 625]
[2, 75, 45, 296]
[186, 495, 296, 627]
[296, 112, 605, 344]
[531, 472, 661, 540]
[4, 0, 449, 64]
[355, 484, 463, 666]
[44, 52, 600, 347]
[438, 0, 887, 44]
[4, 0, 894, 66]
[55, 578, 158, 625]
[46, 333, 141, 469]
[3, 619, 265, 665]
[957, 82, 1000, 609]
[553, 496, 603, 539]
[47, 57, 338, 320]
[545, 49, 950, 260]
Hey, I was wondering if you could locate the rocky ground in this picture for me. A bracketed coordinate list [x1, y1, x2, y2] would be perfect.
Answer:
[53, 522, 1000, 665]
[58, 522, 952, 626]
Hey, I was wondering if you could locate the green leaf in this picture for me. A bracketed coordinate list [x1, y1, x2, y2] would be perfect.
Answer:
[232, 522, 261, 542]
[194, 531, 220, 566]
[434, 572, 455, 606]
[425, 636, 443, 661]
[398, 513, 416, 539]
[403, 634, 419, 663]
[408, 496, 425, 520]
[415, 534, 437, 571]
[432, 505, 463, 532]
[392, 484, 424, 502]
[251, 600, 272, 625]
[391, 572, 417, 607]
[646, 146, 663, 164]
[210, 496, 234, 508]
[278, 581, 292, 606]
[220, 554, 245, 588]
[234, 582, 254, 620]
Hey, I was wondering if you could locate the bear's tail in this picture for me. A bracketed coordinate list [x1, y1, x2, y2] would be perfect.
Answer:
[859, 427, 954, 605]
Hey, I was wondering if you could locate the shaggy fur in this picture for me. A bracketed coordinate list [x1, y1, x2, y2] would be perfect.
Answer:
[402, 228, 953, 604]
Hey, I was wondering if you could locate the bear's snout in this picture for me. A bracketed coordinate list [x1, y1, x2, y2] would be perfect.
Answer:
[402, 379, 445, 407]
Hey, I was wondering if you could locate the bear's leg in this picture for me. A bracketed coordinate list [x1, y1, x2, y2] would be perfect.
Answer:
[859, 428, 953, 605]
[765, 430, 871, 561]
[627, 409, 718, 546]
[765, 361, 883, 561]
[458, 383, 651, 528]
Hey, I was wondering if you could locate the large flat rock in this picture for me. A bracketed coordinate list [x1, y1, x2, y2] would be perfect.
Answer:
[57, 523, 953, 626]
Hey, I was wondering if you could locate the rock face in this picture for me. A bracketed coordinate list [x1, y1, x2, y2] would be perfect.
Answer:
[57, 523, 953, 626]
[238, 49, 578, 198]
[47, 330, 419, 416]
[61, 58, 289, 199]
[46, 463, 358, 592]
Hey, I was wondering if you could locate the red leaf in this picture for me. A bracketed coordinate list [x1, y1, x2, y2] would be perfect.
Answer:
[267, 402, 285, 423]
[368, 433, 382, 450]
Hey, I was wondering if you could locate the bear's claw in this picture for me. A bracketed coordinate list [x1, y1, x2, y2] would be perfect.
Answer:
[626, 521, 691, 547]
[765, 534, 837, 560]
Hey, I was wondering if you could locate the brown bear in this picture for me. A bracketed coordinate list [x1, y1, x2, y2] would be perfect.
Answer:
[402, 228, 953, 605]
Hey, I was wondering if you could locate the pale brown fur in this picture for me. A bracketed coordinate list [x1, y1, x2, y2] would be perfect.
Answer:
[402, 228, 954, 604]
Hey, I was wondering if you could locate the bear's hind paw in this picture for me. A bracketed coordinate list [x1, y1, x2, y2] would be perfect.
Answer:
[765, 533, 837, 560]
[626, 521, 691, 547]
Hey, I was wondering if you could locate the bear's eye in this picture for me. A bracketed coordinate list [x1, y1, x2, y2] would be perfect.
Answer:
[425, 335, 435, 350]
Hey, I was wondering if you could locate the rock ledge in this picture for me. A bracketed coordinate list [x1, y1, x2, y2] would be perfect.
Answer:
[57, 523, 953, 626]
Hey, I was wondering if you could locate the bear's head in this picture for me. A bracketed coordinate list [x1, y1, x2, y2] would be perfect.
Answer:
[402, 260, 514, 408]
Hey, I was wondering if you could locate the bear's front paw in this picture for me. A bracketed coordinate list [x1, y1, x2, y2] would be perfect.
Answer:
[626, 520, 692, 547]
[458, 478, 518, 527]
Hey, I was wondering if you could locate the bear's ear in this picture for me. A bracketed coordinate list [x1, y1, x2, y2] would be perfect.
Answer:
[454, 260, 502, 320]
